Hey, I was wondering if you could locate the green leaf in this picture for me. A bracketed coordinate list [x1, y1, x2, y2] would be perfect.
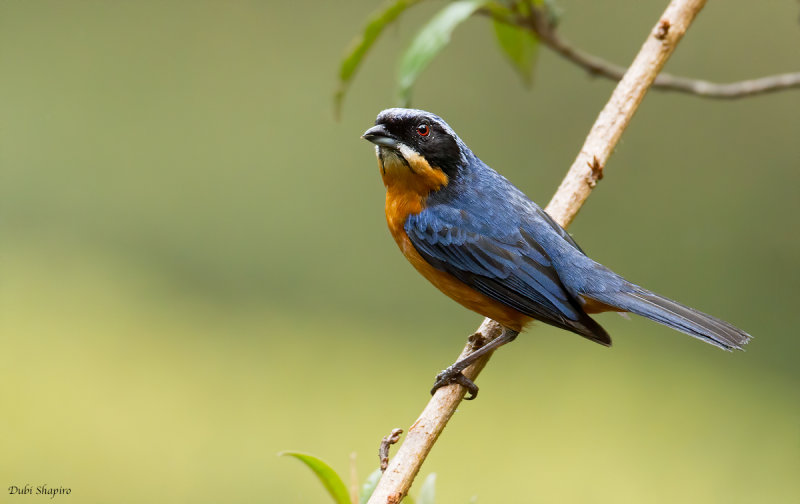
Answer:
[358, 469, 382, 504]
[280, 451, 352, 504]
[334, 0, 423, 118]
[417, 473, 436, 504]
[492, 17, 539, 86]
[397, 0, 489, 106]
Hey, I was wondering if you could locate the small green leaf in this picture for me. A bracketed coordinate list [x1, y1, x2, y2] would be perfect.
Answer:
[417, 473, 436, 504]
[280, 451, 352, 504]
[492, 18, 539, 86]
[358, 469, 383, 504]
[397, 0, 489, 106]
[334, 0, 423, 118]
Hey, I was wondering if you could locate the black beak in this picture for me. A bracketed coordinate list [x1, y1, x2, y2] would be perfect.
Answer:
[362, 124, 399, 148]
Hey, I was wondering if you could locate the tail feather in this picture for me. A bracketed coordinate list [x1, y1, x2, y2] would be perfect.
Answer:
[565, 313, 613, 348]
[584, 286, 751, 351]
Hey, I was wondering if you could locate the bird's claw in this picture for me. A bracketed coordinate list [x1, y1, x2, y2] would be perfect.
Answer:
[430, 366, 479, 400]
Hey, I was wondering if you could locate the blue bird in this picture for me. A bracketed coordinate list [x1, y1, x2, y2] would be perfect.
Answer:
[362, 108, 751, 399]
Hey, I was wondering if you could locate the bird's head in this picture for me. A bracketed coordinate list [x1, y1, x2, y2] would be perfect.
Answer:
[362, 108, 467, 194]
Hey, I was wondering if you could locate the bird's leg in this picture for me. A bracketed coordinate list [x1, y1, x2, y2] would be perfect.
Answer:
[430, 327, 519, 400]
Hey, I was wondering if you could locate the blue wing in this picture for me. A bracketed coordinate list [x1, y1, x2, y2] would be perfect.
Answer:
[405, 199, 611, 344]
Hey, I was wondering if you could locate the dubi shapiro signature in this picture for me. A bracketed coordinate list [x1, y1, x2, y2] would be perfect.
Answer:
[8, 485, 71, 499]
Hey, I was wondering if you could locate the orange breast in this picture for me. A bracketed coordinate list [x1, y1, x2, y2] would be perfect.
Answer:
[380, 152, 532, 332]
[391, 223, 533, 332]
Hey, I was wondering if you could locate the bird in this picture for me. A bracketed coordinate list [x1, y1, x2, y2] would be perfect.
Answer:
[362, 108, 751, 399]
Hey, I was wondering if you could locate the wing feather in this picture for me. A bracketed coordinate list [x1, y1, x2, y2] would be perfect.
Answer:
[405, 206, 608, 342]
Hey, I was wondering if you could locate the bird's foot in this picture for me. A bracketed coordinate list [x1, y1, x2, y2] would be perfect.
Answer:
[430, 365, 479, 400]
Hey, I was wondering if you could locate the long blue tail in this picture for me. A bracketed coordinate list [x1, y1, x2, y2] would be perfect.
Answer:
[583, 284, 751, 351]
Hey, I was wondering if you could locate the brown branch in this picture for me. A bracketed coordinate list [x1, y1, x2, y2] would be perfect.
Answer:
[366, 1, 709, 503]
[367, 321, 502, 504]
[482, 4, 800, 100]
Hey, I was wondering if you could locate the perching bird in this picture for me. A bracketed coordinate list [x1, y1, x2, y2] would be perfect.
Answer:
[362, 108, 751, 399]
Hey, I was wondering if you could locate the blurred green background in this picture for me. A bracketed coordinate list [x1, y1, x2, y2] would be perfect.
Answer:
[1, 1, 798, 502]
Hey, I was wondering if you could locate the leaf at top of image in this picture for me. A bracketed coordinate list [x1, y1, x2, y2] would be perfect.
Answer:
[397, 0, 489, 106]
[335, 0, 423, 118]
[492, 17, 539, 86]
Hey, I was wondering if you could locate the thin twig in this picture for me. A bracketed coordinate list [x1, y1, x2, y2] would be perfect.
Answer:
[379, 429, 404, 472]
[367, 1, 709, 503]
[480, 4, 800, 100]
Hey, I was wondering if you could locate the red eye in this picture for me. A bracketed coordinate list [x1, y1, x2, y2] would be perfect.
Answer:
[416, 124, 430, 136]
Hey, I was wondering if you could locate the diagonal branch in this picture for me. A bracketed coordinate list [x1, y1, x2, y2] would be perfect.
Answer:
[367, 1, 710, 503]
